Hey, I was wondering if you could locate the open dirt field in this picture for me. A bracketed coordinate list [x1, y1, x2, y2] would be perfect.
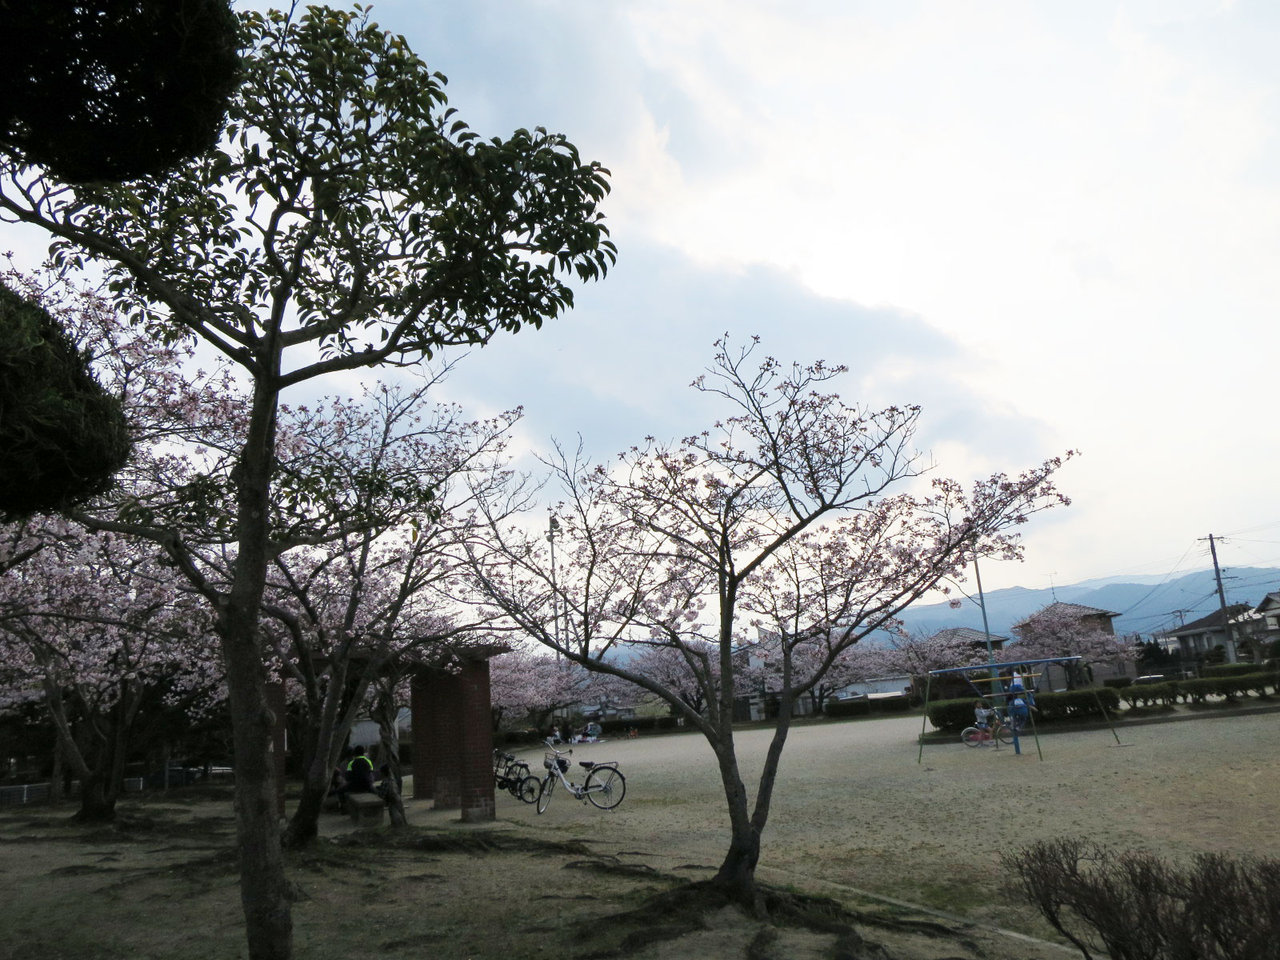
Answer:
[2, 708, 1277, 959]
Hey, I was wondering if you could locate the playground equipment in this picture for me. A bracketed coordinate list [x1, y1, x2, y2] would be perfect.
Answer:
[917, 655, 1124, 763]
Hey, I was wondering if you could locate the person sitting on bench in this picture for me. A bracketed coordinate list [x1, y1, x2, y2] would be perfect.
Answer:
[336, 745, 375, 811]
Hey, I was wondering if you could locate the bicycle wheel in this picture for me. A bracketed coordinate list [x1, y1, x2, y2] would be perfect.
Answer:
[535, 775, 555, 814]
[996, 724, 1015, 745]
[584, 766, 625, 810]
[507, 762, 532, 797]
[960, 726, 986, 747]
[518, 774, 541, 804]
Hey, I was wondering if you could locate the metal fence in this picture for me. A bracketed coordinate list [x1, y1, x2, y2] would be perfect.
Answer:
[0, 782, 51, 806]
[0, 773, 214, 806]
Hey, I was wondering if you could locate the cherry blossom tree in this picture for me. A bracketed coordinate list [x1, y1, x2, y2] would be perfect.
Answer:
[259, 381, 521, 847]
[468, 337, 1072, 910]
[875, 628, 990, 678]
[1009, 604, 1135, 686]
[0, 269, 234, 817]
[627, 638, 725, 718]
[489, 645, 627, 733]
[0, 7, 613, 955]
[0, 521, 220, 820]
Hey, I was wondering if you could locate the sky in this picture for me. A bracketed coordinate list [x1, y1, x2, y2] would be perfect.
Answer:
[6, 0, 1280, 595]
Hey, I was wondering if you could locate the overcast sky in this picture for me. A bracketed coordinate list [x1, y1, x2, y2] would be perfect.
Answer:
[6, 0, 1280, 595]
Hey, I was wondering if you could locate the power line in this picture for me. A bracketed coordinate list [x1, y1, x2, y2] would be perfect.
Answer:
[1223, 519, 1280, 537]
[1116, 542, 1198, 617]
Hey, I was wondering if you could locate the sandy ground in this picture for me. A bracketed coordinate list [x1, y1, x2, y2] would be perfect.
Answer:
[3, 708, 1277, 960]
[462, 708, 1280, 957]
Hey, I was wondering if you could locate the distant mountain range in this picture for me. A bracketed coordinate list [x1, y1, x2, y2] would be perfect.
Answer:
[895, 567, 1280, 641]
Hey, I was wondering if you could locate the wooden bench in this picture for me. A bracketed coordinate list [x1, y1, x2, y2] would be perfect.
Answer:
[347, 791, 385, 828]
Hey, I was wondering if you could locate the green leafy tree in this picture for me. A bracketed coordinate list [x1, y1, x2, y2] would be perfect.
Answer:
[0, 0, 239, 517]
[0, 0, 240, 183]
[0, 279, 130, 519]
[0, 6, 613, 958]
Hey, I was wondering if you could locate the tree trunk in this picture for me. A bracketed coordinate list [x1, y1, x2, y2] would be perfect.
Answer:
[73, 772, 117, 822]
[221, 369, 292, 960]
[223, 618, 293, 960]
[49, 740, 64, 805]
[283, 659, 369, 849]
[283, 723, 347, 849]
[713, 819, 763, 908]
[379, 774, 407, 828]
[283, 776, 326, 849]
[373, 681, 403, 790]
[706, 726, 766, 910]
[708, 681, 795, 915]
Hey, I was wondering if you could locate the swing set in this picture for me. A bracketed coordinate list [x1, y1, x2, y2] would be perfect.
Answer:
[916, 655, 1124, 762]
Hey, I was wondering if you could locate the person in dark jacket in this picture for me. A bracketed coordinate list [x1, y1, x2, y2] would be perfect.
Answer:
[346, 746, 375, 793]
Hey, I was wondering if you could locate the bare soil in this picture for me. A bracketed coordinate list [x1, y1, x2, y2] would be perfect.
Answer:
[2, 706, 1276, 960]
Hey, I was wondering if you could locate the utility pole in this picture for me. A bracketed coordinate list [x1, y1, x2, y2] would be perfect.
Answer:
[1200, 534, 1237, 663]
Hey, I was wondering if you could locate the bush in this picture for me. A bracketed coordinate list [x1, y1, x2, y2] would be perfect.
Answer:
[1118, 681, 1178, 709]
[1033, 688, 1120, 722]
[824, 698, 872, 718]
[1180, 677, 1226, 704]
[1242, 672, 1280, 698]
[496, 728, 545, 746]
[872, 695, 912, 714]
[600, 716, 678, 736]
[1003, 838, 1280, 960]
[1180, 672, 1280, 703]
[925, 698, 978, 732]
[1102, 677, 1133, 689]
[1204, 663, 1264, 679]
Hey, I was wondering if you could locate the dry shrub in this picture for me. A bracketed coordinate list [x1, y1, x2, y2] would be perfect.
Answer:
[1002, 838, 1280, 960]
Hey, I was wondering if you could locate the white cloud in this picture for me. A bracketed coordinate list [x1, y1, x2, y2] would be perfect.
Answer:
[7, 0, 1277, 600]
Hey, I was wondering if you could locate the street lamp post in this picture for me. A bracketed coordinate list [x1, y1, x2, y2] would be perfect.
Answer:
[548, 515, 561, 657]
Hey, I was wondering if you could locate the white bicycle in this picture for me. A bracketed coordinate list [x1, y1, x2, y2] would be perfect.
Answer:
[535, 739, 625, 814]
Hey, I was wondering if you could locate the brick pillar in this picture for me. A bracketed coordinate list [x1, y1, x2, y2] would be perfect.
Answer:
[428, 670, 463, 810]
[409, 670, 434, 801]
[458, 659, 496, 823]
[265, 680, 287, 817]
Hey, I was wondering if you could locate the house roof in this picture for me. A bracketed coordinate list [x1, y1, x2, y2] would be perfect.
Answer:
[1254, 592, 1280, 615]
[1012, 601, 1121, 629]
[930, 627, 1008, 646]
[1162, 603, 1252, 638]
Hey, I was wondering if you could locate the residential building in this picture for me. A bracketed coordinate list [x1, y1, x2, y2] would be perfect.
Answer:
[1159, 603, 1252, 664]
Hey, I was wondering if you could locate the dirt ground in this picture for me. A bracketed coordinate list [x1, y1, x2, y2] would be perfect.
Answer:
[2, 707, 1277, 960]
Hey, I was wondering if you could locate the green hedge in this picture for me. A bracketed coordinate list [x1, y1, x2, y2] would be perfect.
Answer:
[1103, 677, 1133, 689]
[824, 698, 872, 718]
[600, 716, 679, 736]
[1203, 663, 1264, 679]
[925, 698, 980, 732]
[823, 696, 913, 719]
[1032, 688, 1119, 721]
[1116, 672, 1280, 707]
[1178, 673, 1279, 703]
[1118, 681, 1179, 708]
[927, 689, 1121, 730]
